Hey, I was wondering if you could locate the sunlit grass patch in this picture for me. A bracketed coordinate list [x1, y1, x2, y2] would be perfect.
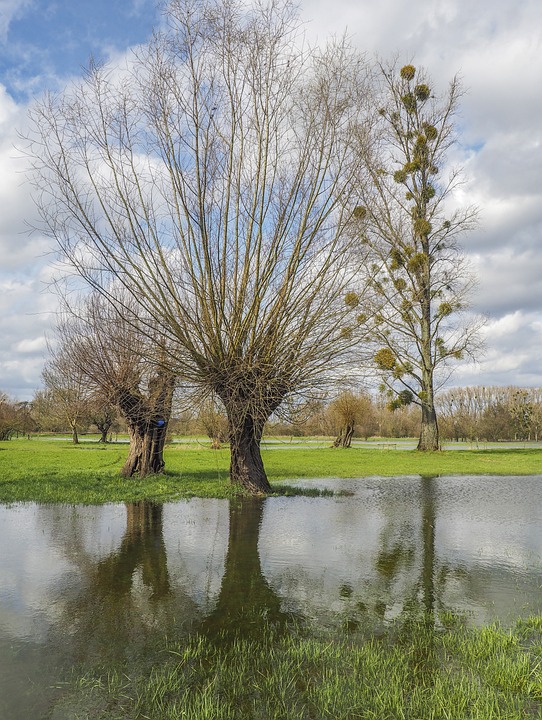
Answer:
[1, 438, 542, 504]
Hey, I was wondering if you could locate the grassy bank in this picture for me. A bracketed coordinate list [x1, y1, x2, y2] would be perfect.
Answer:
[1, 438, 542, 504]
[56, 616, 542, 719]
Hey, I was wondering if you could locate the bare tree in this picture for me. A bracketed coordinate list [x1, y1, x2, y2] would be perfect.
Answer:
[0, 393, 34, 440]
[329, 389, 376, 447]
[54, 293, 176, 477]
[28, 0, 372, 493]
[87, 394, 118, 443]
[197, 395, 229, 449]
[508, 389, 535, 441]
[42, 350, 92, 443]
[352, 63, 484, 451]
[438, 385, 542, 443]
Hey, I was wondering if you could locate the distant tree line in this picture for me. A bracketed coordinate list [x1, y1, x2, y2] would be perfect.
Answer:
[6, 384, 538, 447]
[267, 386, 542, 444]
[269, 386, 542, 443]
[0, 393, 35, 440]
[437, 386, 542, 442]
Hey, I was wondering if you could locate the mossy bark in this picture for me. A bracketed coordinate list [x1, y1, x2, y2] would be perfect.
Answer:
[121, 421, 169, 477]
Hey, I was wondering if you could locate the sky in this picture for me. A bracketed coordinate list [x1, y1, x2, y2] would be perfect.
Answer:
[0, 0, 541, 401]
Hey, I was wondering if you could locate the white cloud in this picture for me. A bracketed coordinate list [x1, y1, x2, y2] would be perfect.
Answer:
[454, 310, 542, 387]
[0, 77, 61, 399]
[14, 336, 47, 353]
[0, 261, 58, 400]
[470, 250, 542, 316]
[484, 311, 529, 339]
[0, 83, 50, 268]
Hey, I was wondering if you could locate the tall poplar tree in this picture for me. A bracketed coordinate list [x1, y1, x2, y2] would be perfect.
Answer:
[354, 63, 482, 450]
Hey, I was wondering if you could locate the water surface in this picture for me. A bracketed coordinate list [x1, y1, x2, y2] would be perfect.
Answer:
[2, 474, 542, 718]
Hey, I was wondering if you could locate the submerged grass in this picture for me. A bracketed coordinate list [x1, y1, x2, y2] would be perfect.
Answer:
[1, 438, 542, 503]
[59, 616, 542, 719]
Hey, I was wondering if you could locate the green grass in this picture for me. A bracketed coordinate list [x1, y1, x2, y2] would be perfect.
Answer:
[263, 444, 542, 479]
[1, 438, 542, 504]
[55, 615, 542, 719]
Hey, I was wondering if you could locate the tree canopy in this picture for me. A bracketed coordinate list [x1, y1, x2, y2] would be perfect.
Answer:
[28, 0, 373, 491]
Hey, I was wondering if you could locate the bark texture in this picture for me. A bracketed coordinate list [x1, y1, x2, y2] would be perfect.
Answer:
[417, 390, 440, 451]
[115, 369, 175, 478]
[70, 421, 79, 445]
[122, 421, 169, 477]
[228, 413, 272, 494]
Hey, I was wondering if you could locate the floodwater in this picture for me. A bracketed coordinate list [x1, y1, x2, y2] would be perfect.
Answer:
[2, 475, 542, 718]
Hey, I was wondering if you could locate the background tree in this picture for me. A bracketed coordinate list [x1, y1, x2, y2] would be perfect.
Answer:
[54, 293, 176, 477]
[42, 350, 92, 443]
[438, 385, 542, 443]
[437, 388, 471, 442]
[354, 63, 482, 451]
[197, 395, 229, 449]
[508, 389, 535, 441]
[329, 389, 376, 447]
[525, 388, 542, 442]
[373, 391, 420, 439]
[264, 397, 329, 437]
[437, 386, 488, 443]
[0, 393, 30, 440]
[28, 0, 372, 493]
[31, 389, 59, 433]
[479, 398, 511, 442]
[87, 394, 118, 443]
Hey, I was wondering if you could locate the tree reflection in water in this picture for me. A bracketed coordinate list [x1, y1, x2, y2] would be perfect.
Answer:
[421, 476, 436, 618]
[8, 477, 542, 719]
[201, 497, 297, 641]
[96, 501, 170, 600]
[333, 475, 443, 635]
[56, 501, 199, 666]
[371, 476, 439, 620]
[52, 498, 295, 666]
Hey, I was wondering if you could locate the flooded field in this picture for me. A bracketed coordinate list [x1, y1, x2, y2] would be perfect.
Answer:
[2, 474, 542, 717]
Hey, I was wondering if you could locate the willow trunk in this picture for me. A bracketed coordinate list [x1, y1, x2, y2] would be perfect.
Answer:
[121, 421, 168, 477]
[228, 413, 272, 494]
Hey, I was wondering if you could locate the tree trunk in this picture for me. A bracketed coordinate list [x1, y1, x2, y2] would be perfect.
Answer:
[115, 369, 175, 478]
[228, 413, 272, 494]
[418, 278, 440, 451]
[418, 402, 440, 451]
[97, 425, 109, 443]
[342, 423, 354, 448]
[333, 423, 355, 448]
[121, 420, 168, 477]
[70, 420, 79, 444]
